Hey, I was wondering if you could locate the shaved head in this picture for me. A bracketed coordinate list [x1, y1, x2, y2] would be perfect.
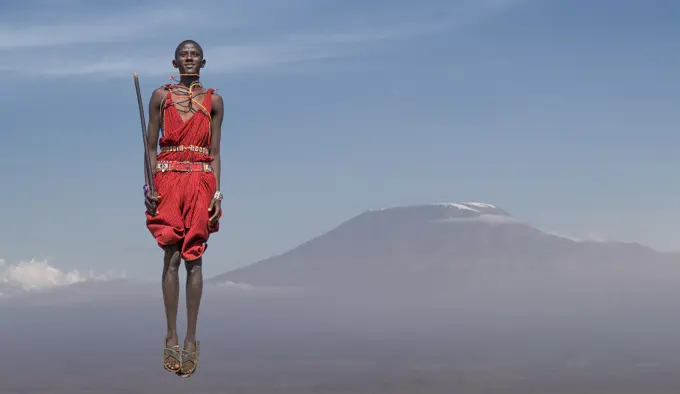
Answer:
[172, 40, 206, 75]
[175, 40, 203, 59]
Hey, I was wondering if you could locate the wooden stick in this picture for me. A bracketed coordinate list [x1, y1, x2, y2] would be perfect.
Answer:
[133, 72, 155, 196]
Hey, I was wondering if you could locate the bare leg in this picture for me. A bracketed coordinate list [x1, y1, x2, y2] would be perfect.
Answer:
[184, 257, 203, 345]
[180, 257, 203, 375]
[162, 245, 182, 371]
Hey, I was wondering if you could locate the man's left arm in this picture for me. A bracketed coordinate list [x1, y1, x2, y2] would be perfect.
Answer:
[209, 93, 224, 223]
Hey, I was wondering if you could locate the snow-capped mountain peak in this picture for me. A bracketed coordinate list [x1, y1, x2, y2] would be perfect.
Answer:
[370, 201, 509, 217]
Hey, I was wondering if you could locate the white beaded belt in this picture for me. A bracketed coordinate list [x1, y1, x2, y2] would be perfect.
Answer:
[160, 145, 210, 155]
[155, 160, 213, 173]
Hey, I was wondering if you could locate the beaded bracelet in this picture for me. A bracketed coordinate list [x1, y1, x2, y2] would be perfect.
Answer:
[213, 191, 223, 201]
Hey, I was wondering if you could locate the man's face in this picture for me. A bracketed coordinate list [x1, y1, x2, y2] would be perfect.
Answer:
[173, 42, 204, 74]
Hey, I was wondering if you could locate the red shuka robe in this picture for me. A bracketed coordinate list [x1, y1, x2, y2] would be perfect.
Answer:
[145, 86, 220, 261]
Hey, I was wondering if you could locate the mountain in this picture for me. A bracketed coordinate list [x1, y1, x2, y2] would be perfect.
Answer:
[208, 202, 678, 292]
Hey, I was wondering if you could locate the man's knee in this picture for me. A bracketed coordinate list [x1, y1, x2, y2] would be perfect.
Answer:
[163, 245, 182, 271]
[185, 258, 202, 274]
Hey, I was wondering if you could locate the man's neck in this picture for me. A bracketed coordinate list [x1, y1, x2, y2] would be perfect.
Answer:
[179, 74, 201, 87]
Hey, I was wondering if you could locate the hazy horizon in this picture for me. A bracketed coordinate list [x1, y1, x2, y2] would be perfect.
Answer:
[4, 249, 680, 393]
[2, 200, 678, 294]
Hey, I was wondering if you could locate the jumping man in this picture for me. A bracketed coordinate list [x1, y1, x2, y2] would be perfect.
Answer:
[143, 39, 224, 377]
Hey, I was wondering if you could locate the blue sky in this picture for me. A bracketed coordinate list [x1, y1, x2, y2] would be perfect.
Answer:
[0, 0, 679, 280]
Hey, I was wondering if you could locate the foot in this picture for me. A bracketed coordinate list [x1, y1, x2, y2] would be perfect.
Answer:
[163, 335, 181, 373]
[178, 339, 200, 378]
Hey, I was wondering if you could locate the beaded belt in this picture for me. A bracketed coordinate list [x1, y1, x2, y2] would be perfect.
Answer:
[155, 160, 213, 173]
[160, 145, 210, 155]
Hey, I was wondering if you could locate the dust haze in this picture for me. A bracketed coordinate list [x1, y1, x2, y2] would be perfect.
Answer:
[2, 203, 680, 393]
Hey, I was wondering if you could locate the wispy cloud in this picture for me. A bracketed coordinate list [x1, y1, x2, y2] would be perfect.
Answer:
[0, 8, 179, 50]
[0, 0, 526, 78]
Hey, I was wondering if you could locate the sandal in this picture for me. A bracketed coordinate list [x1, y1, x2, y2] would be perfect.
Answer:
[177, 341, 200, 378]
[163, 343, 182, 373]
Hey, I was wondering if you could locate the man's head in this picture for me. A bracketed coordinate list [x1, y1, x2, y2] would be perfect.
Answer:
[173, 40, 205, 74]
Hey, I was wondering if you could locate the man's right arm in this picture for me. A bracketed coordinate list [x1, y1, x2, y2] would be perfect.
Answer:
[145, 88, 165, 188]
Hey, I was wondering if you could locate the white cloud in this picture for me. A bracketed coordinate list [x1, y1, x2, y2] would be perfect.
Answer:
[0, 258, 125, 294]
[0, 0, 526, 78]
[0, 257, 286, 302]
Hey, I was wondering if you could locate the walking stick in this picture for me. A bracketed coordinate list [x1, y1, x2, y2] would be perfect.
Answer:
[133, 72, 155, 197]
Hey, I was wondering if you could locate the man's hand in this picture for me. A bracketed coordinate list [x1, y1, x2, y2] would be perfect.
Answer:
[145, 190, 160, 216]
[208, 198, 221, 225]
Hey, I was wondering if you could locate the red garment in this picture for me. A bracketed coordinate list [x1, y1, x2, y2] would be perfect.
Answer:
[145, 86, 220, 261]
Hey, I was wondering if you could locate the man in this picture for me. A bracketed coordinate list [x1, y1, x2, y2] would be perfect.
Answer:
[143, 39, 224, 378]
